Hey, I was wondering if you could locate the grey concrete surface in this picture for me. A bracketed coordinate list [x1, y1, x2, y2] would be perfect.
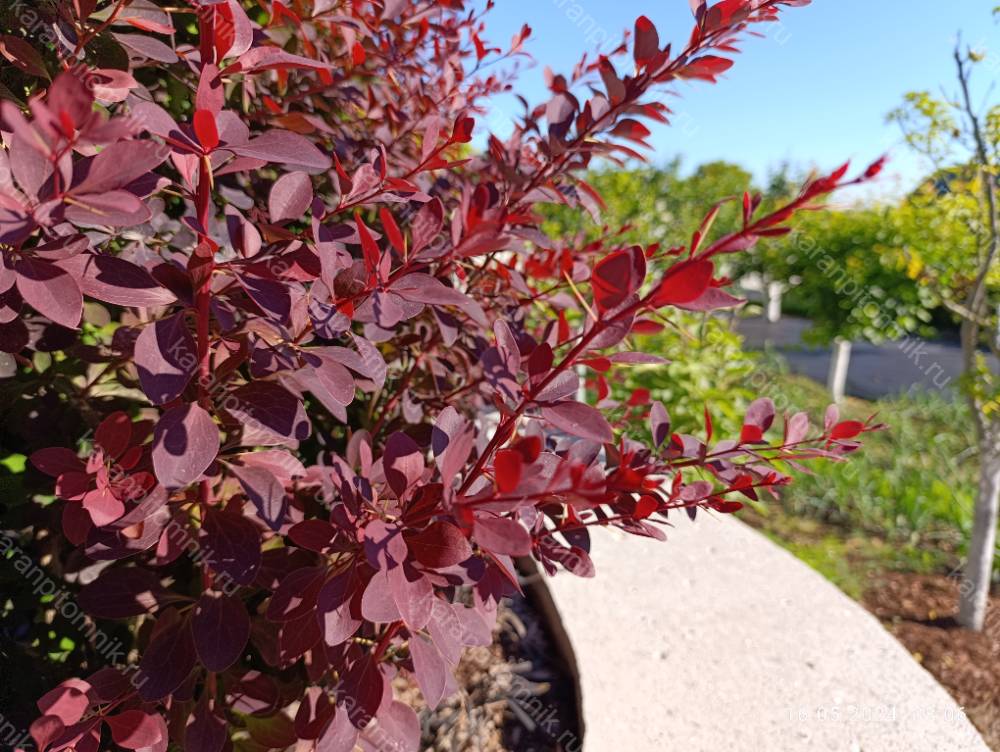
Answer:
[543, 514, 989, 751]
[736, 316, 967, 400]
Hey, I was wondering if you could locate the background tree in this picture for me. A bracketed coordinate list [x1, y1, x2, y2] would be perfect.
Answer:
[889, 37, 1000, 631]
[756, 206, 936, 400]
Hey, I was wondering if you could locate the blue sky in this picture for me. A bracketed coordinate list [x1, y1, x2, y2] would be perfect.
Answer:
[472, 1, 998, 202]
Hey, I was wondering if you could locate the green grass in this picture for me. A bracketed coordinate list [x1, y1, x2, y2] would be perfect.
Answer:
[760, 370, 977, 556]
[728, 362, 988, 597]
[742, 506, 954, 600]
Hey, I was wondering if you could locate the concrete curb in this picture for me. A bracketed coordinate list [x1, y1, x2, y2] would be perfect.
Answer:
[542, 514, 989, 751]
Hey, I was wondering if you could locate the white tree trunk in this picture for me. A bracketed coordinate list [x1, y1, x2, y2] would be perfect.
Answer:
[765, 281, 783, 323]
[826, 338, 851, 403]
[959, 443, 1000, 630]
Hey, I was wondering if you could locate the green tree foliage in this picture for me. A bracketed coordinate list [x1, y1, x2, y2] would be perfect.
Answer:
[543, 160, 754, 249]
[761, 207, 937, 345]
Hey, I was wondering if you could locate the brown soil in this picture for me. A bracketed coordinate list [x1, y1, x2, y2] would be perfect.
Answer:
[863, 572, 1000, 749]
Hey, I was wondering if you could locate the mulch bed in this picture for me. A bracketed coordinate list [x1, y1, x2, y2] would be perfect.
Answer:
[409, 590, 581, 751]
[863, 572, 1000, 749]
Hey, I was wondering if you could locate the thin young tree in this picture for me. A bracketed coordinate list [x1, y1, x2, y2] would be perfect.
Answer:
[890, 37, 1000, 630]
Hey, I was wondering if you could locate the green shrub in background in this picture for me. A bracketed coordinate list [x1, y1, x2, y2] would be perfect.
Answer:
[611, 313, 759, 439]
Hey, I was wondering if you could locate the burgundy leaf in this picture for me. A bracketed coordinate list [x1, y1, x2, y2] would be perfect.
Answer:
[410, 198, 444, 257]
[383, 432, 423, 499]
[295, 687, 336, 741]
[288, 519, 340, 553]
[113, 32, 179, 63]
[57, 254, 177, 308]
[339, 657, 383, 729]
[231, 463, 287, 531]
[312, 353, 357, 406]
[37, 682, 90, 725]
[230, 130, 331, 173]
[72, 141, 169, 195]
[269, 171, 314, 222]
[15, 259, 83, 329]
[62, 190, 152, 227]
[408, 633, 450, 710]
[136, 613, 197, 701]
[78, 567, 165, 619]
[473, 516, 532, 557]
[388, 564, 433, 630]
[152, 403, 219, 488]
[650, 401, 671, 447]
[539, 401, 614, 443]
[244, 712, 298, 749]
[634, 16, 660, 64]
[135, 313, 197, 404]
[266, 567, 324, 622]
[225, 46, 334, 74]
[227, 381, 311, 445]
[191, 592, 251, 672]
[362, 702, 420, 752]
[392, 273, 486, 325]
[201, 508, 262, 586]
[317, 570, 364, 647]
[30, 447, 85, 477]
[404, 521, 471, 568]
[185, 695, 228, 752]
[317, 708, 359, 752]
[238, 274, 292, 323]
[432, 406, 475, 484]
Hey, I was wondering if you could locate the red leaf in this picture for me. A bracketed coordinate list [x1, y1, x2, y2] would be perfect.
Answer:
[633, 16, 660, 64]
[351, 41, 366, 66]
[106, 710, 166, 750]
[193, 110, 219, 152]
[741, 398, 775, 444]
[354, 212, 381, 277]
[493, 449, 523, 493]
[635, 495, 658, 520]
[37, 682, 90, 725]
[651, 260, 714, 307]
[592, 246, 645, 313]
[379, 207, 405, 253]
[830, 420, 865, 440]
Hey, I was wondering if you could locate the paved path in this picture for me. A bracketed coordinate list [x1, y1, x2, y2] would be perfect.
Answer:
[736, 316, 965, 400]
[543, 515, 988, 751]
